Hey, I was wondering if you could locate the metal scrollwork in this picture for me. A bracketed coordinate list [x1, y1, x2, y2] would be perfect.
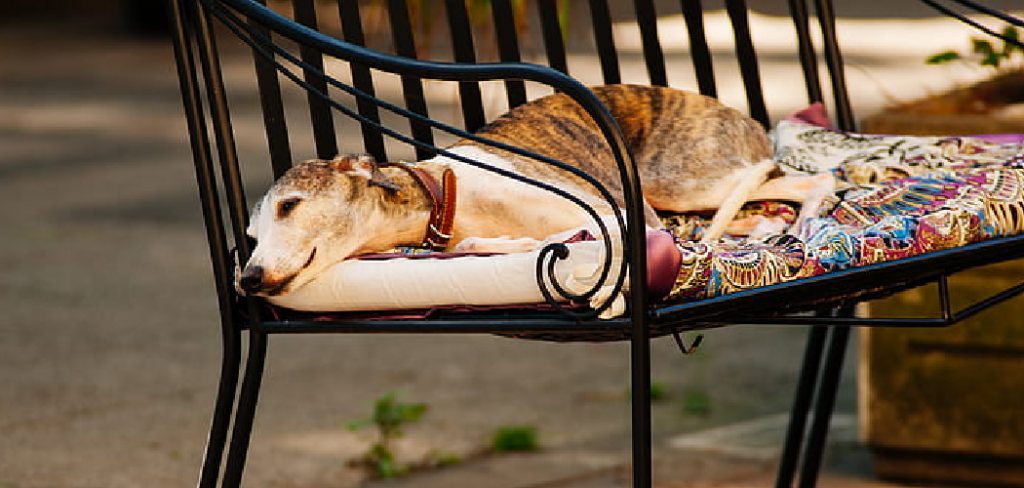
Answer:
[204, 0, 643, 319]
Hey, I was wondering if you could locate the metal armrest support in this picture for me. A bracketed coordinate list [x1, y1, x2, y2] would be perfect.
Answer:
[191, 0, 651, 319]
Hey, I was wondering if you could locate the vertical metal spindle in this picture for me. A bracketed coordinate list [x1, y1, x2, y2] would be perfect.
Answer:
[250, 0, 293, 177]
[725, 0, 769, 126]
[294, 0, 339, 158]
[220, 332, 269, 488]
[679, 0, 717, 97]
[631, 323, 652, 488]
[192, 2, 252, 262]
[633, 0, 668, 86]
[169, 0, 235, 321]
[338, 0, 388, 162]
[787, 0, 824, 104]
[813, 0, 855, 130]
[168, 2, 242, 485]
[588, 0, 620, 84]
[445, 0, 487, 131]
[797, 325, 851, 488]
[538, 0, 569, 74]
[388, 0, 435, 160]
[492, 0, 528, 107]
[774, 325, 829, 488]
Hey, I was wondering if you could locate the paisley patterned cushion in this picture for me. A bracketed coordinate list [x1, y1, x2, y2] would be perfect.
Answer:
[662, 120, 1024, 302]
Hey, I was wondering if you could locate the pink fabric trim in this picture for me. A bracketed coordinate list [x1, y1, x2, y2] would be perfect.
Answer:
[786, 104, 1024, 143]
[646, 229, 681, 300]
[964, 133, 1024, 144]
[354, 251, 501, 260]
[786, 102, 833, 129]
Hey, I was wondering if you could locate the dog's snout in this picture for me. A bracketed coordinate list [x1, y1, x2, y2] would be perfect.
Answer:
[239, 265, 264, 294]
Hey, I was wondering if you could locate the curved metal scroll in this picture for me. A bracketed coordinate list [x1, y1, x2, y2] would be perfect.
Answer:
[202, 0, 650, 319]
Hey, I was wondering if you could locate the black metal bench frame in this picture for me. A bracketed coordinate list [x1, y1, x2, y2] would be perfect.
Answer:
[167, 0, 1024, 486]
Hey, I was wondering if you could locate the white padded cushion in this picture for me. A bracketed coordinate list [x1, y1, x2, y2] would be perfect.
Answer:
[266, 240, 613, 312]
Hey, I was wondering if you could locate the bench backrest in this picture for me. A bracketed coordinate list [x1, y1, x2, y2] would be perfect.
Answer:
[168, 0, 854, 321]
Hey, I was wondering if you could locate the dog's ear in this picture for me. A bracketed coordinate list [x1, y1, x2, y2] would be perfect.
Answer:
[330, 154, 400, 192]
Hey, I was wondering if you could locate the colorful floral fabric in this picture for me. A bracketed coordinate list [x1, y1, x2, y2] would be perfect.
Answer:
[663, 121, 1024, 302]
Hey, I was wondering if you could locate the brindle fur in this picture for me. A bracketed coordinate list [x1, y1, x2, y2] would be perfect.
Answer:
[462, 84, 773, 225]
[240, 85, 807, 297]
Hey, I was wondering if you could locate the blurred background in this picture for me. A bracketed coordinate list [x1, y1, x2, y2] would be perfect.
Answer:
[1, 1, 1022, 487]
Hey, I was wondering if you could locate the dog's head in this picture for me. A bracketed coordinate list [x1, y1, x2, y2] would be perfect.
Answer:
[237, 154, 406, 296]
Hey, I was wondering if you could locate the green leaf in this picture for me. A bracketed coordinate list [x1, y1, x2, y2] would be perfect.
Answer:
[491, 426, 540, 452]
[982, 51, 1002, 68]
[370, 393, 427, 438]
[375, 457, 402, 479]
[973, 38, 1002, 68]
[1002, 26, 1021, 57]
[973, 38, 997, 57]
[349, 393, 430, 479]
[925, 50, 961, 65]
[368, 443, 405, 478]
[681, 387, 711, 416]
[400, 403, 428, 421]
[649, 382, 669, 402]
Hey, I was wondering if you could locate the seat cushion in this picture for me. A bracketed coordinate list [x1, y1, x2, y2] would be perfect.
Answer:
[266, 107, 1024, 316]
[662, 112, 1024, 302]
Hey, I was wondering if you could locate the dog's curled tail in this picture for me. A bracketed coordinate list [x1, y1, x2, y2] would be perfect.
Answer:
[700, 159, 777, 243]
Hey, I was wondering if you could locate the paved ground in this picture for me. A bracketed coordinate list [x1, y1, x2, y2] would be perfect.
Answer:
[0, 5, 1000, 488]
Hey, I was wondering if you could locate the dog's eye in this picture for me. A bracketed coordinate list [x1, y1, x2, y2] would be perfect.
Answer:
[277, 198, 301, 218]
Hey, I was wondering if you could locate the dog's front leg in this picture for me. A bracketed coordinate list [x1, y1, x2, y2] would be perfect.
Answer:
[748, 172, 836, 238]
[451, 236, 544, 253]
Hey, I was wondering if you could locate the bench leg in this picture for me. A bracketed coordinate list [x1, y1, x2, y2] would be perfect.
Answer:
[631, 318, 653, 488]
[775, 325, 829, 488]
[221, 331, 269, 488]
[197, 327, 243, 488]
[797, 325, 850, 488]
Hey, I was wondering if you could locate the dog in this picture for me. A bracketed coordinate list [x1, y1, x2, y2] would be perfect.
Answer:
[238, 84, 834, 297]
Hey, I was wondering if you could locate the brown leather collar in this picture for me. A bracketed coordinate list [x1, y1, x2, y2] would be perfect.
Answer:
[384, 163, 457, 250]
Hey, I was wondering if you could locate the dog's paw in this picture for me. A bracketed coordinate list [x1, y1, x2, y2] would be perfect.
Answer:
[452, 236, 542, 253]
[722, 214, 789, 239]
[748, 216, 789, 240]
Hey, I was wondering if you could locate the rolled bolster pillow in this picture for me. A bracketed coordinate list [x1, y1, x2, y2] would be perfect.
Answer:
[646, 229, 682, 300]
[266, 229, 682, 313]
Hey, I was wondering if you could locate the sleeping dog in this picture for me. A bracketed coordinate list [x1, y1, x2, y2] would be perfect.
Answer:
[238, 84, 834, 297]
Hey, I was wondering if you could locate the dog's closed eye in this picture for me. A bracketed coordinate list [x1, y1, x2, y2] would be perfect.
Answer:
[277, 197, 302, 218]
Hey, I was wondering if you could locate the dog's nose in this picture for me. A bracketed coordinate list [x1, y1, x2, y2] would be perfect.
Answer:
[239, 265, 264, 294]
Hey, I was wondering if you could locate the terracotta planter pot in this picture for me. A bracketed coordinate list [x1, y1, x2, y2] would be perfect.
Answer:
[860, 108, 1024, 487]
[862, 112, 1024, 136]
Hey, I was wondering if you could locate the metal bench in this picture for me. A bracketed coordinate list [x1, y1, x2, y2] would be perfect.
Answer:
[167, 0, 1024, 486]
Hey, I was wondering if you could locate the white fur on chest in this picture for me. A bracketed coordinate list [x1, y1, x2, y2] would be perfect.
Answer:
[427, 144, 598, 239]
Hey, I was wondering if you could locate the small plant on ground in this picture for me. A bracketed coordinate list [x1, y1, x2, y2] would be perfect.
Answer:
[491, 425, 540, 452]
[649, 382, 669, 402]
[347, 393, 428, 479]
[680, 386, 711, 416]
